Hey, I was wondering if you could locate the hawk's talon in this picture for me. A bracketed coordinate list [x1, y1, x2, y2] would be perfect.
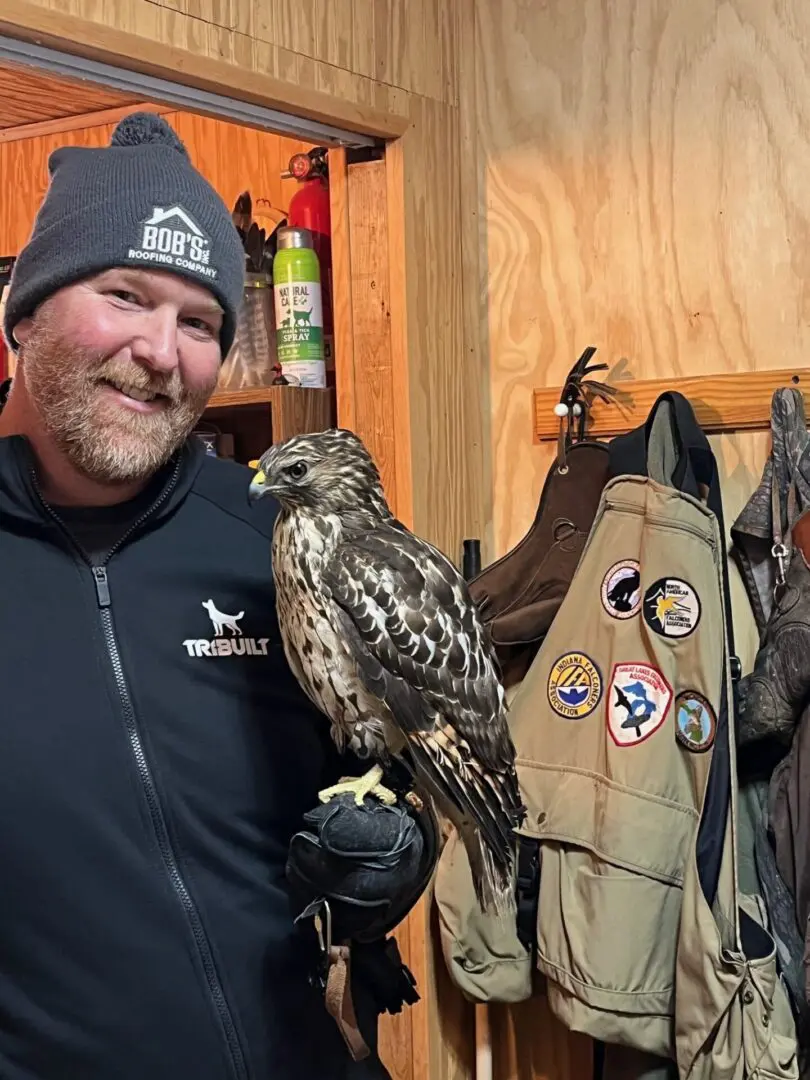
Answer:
[317, 764, 398, 807]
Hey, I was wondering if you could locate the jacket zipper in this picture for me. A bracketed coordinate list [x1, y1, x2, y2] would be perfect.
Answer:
[604, 498, 717, 546]
[31, 464, 249, 1080]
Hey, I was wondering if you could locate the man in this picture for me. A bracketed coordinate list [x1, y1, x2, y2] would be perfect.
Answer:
[0, 112, 432, 1079]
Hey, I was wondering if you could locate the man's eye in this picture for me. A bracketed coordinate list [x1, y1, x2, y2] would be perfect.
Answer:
[109, 290, 140, 305]
[183, 317, 215, 335]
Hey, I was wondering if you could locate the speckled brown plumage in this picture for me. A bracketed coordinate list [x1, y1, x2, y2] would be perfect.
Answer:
[252, 428, 526, 914]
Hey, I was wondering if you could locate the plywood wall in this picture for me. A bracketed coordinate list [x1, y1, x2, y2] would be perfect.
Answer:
[456, 0, 807, 1073]
[0, 108, 313, 256]
[466, 0, 810, 562]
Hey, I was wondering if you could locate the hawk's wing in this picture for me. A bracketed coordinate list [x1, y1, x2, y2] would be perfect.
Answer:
[322, 520, 524, 862]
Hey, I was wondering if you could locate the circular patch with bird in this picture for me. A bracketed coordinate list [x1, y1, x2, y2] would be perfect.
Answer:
[600, 559, 642, 619]
[547, 651, 603, 719]
[674, 691, 716, 753]
[642, 577, 701, 639]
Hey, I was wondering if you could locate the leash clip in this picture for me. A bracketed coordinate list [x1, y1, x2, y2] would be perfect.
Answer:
[313, 899, 332, 958]
[772, 541, 789, 587]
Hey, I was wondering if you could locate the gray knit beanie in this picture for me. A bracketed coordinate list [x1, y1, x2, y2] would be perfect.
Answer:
[3, 111, 245, 356]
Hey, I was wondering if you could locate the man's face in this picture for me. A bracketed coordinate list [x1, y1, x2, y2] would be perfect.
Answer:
[13, 267, 225, 484]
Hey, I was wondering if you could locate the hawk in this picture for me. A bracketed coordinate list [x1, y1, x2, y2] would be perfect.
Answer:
[249, 428, 525, 914]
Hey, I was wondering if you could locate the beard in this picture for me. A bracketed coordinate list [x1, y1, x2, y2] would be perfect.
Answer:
[20, 314, 217, 485]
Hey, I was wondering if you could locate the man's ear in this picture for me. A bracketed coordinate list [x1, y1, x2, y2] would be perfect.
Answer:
[11, 317, 32, 347]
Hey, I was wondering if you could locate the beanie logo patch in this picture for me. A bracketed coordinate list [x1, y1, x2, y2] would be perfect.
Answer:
[127, 205, 218, 281]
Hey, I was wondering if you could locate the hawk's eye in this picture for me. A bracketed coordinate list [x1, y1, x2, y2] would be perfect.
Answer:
[287, 461, 308, 481]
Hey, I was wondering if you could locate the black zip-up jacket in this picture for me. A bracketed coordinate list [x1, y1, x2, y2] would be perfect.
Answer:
[0, 431, 376, 1080]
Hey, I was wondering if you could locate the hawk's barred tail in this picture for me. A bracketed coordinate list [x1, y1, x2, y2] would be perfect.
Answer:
[472, 764, 526, 912]
[407, 725, 525, 916]
[460, 820, 519, 917]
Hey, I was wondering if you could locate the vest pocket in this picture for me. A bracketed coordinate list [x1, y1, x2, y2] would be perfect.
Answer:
[737, 898, 799, 1079]
[434, 826, 533, 1004]
[536, 843, 681, 1047]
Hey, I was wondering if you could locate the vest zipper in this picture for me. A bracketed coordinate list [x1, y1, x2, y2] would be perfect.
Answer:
[604, 499, 717, 545]
[31, 464, 250, 1080]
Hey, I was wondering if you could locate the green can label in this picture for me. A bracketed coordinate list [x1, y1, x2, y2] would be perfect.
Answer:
[273, 240, 326, 387]
[275, 281, 325, 386]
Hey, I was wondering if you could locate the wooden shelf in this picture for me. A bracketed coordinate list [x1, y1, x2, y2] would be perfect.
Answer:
[209, 385, 302, 409]
[203, 384, 335, 463]
[533, 367, 810, 442]
[208, 384, 334, 435]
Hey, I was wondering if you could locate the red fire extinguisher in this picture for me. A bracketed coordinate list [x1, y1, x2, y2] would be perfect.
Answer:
[284, 148, 334, 385]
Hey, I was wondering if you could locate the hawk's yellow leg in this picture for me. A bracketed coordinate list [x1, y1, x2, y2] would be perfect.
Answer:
[317, 763, 397, 807]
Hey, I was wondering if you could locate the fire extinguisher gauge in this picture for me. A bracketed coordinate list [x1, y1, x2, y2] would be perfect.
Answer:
[289, 153, 312, 180]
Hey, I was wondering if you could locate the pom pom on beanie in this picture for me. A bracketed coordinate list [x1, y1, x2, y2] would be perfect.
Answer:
[110, 112, 190, 158]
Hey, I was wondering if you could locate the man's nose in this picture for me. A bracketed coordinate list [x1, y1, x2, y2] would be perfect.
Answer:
[131, 307, 179, 374]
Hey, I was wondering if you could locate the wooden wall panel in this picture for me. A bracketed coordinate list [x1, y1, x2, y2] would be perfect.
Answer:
[1, 0, 412, 133]
[11, 0, 456, 106]
[469, 0, 810, 559]
[0, 122, 111, 254]
[390, 87, 490, 562]
[0, 108, 313, 255]
[344, 159, 398, 507]
[490, 999, 593, 1080]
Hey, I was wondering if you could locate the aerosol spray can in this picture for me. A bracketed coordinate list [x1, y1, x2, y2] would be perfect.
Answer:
[272, 226, 325, 388]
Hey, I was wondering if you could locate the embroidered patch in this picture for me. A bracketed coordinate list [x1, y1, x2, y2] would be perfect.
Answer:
[547, 652, 603, 719]
[600, 560, 642, 619]
[606, 663, 673, 747]
[642, 577, 701, 639]
[674, 691, 716, 753]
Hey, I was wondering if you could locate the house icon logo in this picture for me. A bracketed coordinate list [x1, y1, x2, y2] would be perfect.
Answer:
[145, 205, 205, 235]
[128, 204, 218, 281]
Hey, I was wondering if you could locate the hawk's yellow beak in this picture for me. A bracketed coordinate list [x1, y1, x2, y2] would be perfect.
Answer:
[248, 467, 267, 503]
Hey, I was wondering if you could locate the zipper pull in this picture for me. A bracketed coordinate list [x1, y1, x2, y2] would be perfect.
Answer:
[93, 566, 111, 608]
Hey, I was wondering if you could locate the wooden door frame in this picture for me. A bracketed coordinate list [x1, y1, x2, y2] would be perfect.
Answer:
[0, 1, 407, 141]
[0, 6, 476, 1080]
[328, 148, 414, 527]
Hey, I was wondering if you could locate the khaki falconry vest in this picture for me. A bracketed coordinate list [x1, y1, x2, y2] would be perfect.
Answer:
[436, 393, 798, 1079]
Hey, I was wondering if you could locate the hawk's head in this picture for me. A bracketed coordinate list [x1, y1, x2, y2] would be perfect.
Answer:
[248, 428, 392, 518]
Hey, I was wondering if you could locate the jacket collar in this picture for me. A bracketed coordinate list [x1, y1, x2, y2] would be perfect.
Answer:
[0, 432, 207, 530]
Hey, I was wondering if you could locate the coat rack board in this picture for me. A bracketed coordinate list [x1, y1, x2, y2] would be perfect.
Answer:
[533, 367, 810, 442]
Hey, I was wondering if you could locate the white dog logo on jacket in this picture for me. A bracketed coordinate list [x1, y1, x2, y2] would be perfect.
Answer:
[202, 599, 245, 637]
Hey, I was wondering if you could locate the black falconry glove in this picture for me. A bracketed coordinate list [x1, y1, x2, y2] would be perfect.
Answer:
[286, 760, 440, 1065]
